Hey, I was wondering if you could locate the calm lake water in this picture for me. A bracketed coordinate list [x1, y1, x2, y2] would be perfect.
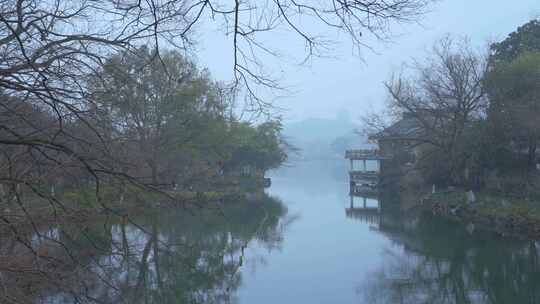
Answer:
[260, 160, 540, 304]
[7, 160, 540, 303]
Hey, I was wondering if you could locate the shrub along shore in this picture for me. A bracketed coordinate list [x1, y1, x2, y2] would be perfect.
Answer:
[422, 191, 540, 240]
[368, 20, 540, 239]
[1, 175, 271, 231]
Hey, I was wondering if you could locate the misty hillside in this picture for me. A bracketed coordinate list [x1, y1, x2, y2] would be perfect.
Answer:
[282, 113, 373, 160]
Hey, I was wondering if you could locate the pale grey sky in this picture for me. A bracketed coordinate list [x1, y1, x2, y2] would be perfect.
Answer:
[196, 1, 540, 123]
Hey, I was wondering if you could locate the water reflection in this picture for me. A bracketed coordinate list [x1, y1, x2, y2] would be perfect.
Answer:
[4, 159, 540, 304]
[0, 193, 291, 304]
[361, 211, 540, 304]
[342, 166, 540, 304]
[346, 195, 381, 226]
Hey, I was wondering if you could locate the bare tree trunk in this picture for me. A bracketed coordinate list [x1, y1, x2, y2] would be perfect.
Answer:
[133, 237, 154, 301]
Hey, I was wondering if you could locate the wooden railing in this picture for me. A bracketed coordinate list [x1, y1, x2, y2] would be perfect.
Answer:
[345, 149, 385, 160]
[349, 171, 379, 181]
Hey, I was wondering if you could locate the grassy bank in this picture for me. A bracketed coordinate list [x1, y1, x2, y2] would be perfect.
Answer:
[423, 191, 540, 240]
[0, 176, 270, 229]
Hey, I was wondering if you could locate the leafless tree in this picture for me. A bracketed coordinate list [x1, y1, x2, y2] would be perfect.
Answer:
[365, 37, 488, 184]
[389, 37, 486, 141]
[0, 0, 434, 111]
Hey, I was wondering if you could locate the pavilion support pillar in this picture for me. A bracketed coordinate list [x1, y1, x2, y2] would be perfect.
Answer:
[363, 197, 367, 208]
[363, 160, 367, 172]
[350, 159, 354, 171]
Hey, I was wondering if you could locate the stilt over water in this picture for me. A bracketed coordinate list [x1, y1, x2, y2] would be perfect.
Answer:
[345, 149, 385, 195]
[346, 195, 380, 225]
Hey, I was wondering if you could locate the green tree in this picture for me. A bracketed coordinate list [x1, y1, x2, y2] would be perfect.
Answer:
[93, 47, 229, 185]
[490, 19, 540, 65]
[485, 52, 540, 171]
[485, 19, 540, 173]
[225, 121, 288, 176]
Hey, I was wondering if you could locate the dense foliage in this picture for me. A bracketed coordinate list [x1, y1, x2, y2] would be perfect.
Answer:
[485, 52, 540, 172]
[376, 20, 540, 196]
[92, 47, 289, 187]
[1, 46, 288, 202]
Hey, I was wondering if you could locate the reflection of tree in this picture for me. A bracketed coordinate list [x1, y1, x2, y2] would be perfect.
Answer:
[362, 214, 540, 304]
[0, 194, 291, 304]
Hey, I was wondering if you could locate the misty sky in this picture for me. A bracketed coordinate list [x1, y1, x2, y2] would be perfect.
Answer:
[197, 1, 540, 123]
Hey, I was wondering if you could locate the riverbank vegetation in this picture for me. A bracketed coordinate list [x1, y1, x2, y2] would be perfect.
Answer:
[366, 20, 540, 237]
[2, 45, 289, 219]
[0, 0, 432, 222]
[0, 1, 437, 302]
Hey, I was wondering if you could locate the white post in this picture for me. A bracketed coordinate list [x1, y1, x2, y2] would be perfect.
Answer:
[467, 190, 476, 204]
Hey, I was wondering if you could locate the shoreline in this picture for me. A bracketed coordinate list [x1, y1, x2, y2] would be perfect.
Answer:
[0, 185, 262, 233]
[422, 191, 540, 241]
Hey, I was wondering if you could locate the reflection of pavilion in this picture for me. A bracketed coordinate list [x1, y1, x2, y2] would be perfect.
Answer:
[346, 195, 381, 225]
[344, 149, 384, 225]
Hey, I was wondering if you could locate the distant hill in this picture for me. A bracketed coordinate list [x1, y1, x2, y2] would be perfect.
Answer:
[284, 117, 357, 143]
[282, 114, 374, 160]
